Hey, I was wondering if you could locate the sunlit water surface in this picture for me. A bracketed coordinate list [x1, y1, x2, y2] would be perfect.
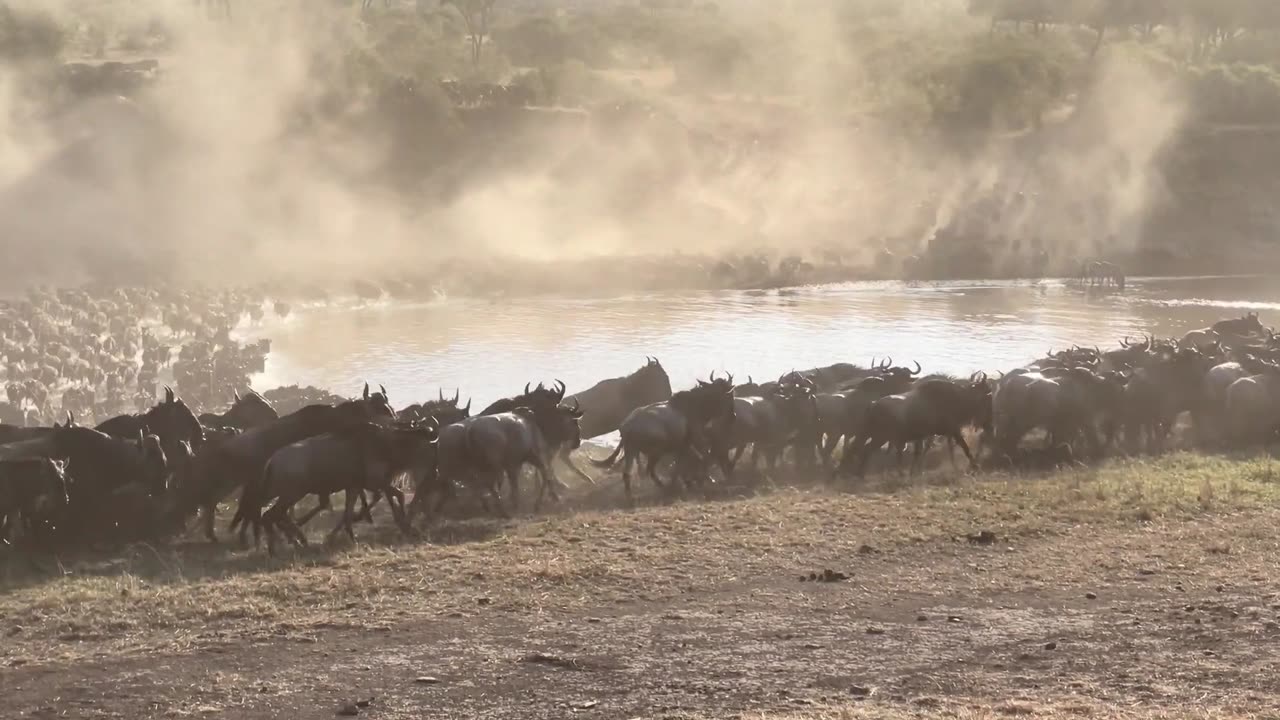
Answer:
[240, 276, 1280, 435]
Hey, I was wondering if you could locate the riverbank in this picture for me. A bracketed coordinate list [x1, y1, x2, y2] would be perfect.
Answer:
[3, 453, 1279, 717]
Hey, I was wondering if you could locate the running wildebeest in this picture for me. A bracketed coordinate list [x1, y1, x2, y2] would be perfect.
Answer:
[556, 357, 673, 482]
[0, 458, 68, 545]
[992, 366, 1127, 459]
[197, 389, 280, 431]
[716, 375, 819, 479]
[238, 420, 439, 554]
[96, 385, 205, 461]
[591, 373, 737, 504]
[1119, 346, 1214, 454]
[167, 391, 396, 542]
[839, 373, 993, 479]
[411, 399, 585, 520]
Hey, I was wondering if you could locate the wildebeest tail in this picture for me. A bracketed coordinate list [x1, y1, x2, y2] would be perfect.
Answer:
[589, 440, 625, 468]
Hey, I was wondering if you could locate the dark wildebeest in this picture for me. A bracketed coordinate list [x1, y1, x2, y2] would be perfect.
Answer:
[411, 400, 585, 520]
[839, 374, 993, 479]
[96, 386, 205, 464]
[1120, 347, 1214, 454]
[167, 390, 396, 542]
[0, 412, 77, 446]
[0, 458, 68, 545]
[400, 389, 472, 427]
[197, 389, 280, 431]
[717, 375, 818, 479]
[591, 374, 737, 504]
[1223, 359, 1280, 446]
[557, 358, 673, 482]
[810, 361, 922, 468]
[240, 420, 439, 554]
[992, 367, 1127, 459]
[1213, 312, 1264, 338]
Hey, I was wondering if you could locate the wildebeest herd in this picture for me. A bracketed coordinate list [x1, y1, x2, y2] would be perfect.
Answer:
[1, 296, 1278, 557]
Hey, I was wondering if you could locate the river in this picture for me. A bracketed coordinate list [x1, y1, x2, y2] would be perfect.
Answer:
[240, 275, 1280, 414]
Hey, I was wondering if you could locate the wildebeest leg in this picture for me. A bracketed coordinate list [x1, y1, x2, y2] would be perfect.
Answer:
[620, 449, 637, 505]
[555, 445, 595, 485]
[382, 486, 416, 539]
[200, 502, 219, 543]
[907, 440, 925, 476]
[294, 493, 332, 528]
[326, 491, 360, 545]
[950, 431, 975, 468]
[646, 451, 671, 494]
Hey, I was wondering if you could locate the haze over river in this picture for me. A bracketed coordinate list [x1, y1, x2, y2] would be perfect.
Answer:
[242, 275, 1280, 424]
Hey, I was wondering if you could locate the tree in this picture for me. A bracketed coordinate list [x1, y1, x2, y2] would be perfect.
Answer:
[442, 0, 497, 68]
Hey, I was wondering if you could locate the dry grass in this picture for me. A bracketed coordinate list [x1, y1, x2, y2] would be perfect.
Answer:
[2, 451, 1278, 667]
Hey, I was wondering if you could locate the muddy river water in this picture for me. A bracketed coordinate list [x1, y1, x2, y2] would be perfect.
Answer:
[241, 275, 1279, 419]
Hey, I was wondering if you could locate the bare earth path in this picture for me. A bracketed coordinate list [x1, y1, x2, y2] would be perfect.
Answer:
[5, 456, 1280, 719]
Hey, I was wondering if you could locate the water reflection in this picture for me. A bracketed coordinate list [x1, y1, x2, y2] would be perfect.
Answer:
[240, 275, 1280, 410]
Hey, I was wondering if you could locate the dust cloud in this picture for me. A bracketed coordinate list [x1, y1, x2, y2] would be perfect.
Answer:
[0, 0, 1189, 291]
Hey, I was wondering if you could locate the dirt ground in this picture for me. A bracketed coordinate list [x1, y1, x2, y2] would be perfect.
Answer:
[4, 454, 1280, 719]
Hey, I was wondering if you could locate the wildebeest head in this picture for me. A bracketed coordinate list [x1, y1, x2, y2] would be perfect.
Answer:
[143, 386, 206, 453]
[224, 389, 279, 429]
[531, 398, 585, 450]
[404, 388, 472, 427]
[681, 372, 737, 424]
[965, 372, 994, 432]
[632, 356, 673, 400]
[356, 382, 397, 424]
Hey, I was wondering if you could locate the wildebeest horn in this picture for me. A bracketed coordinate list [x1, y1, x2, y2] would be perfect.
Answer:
[452, 388, 460, 404]
[380, 384, 387, 397]
[554, 379, 565, 399]
[882, 357, 893, 369]
[911, 360, 922, 375]
[524, 382, 531, 395]
[165, 385, 174, 403]
[710, 370, 719, 382]
[463, 398, 472, 414]
[363, 382, 370, 400]
[234, 389, 241, 402]
[1121, 336, 1132, 347]
[66, 410, 73, 426]
[438, 388, 445, 401]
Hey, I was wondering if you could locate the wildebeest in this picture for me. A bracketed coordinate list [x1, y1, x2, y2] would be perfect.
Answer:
[1213, 312, 1264, 338]
[839, 374, 992, 479]
[0, 458, 68, 545]
[197, 389, 280, 431]
[557, 357, 673, 481]
[992, 367, 1127, 459]
[168, 394, 396, 542]
[400, 389, 472, 427]
[0, 411, 77, 446]
[412, 400, 584, 519]
[239, 420, 439, 553]
[96, 385, 205, 461]
[591, 374, 736, 503]
[1223, 360, 1280, 446]
[714, 374, 820, 478]
[1120, 347, 1214, 454]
